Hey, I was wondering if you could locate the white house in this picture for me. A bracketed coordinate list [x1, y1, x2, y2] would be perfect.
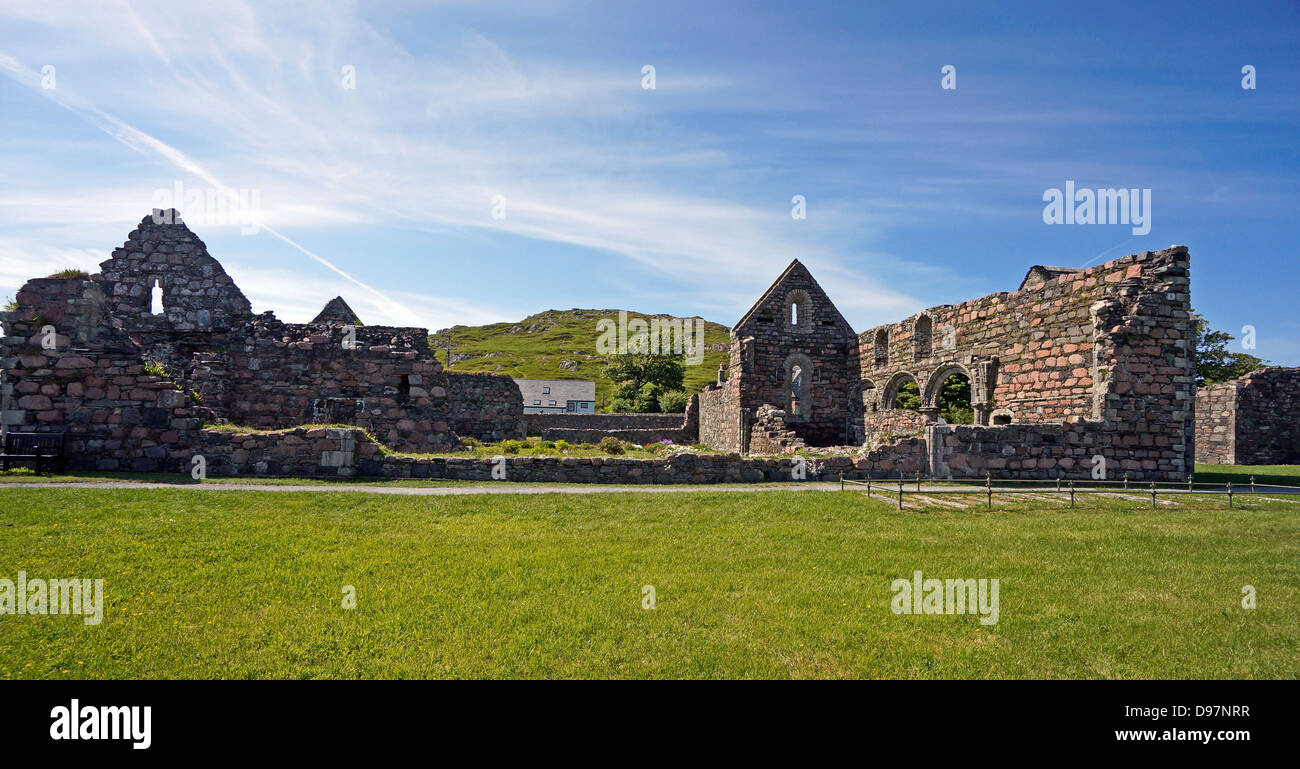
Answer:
[514, 379, 597, 414]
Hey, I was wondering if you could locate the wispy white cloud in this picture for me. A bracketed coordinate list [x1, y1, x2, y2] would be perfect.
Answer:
[0, 0, 929, 331]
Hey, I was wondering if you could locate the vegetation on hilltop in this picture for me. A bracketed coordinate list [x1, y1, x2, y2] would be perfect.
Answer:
[432, 309, 730, 409]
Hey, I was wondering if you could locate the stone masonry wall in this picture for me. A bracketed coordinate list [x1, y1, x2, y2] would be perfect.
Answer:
[188, 316, 460, 454]
[1196, 367, 1300, 465]
[96, 211, 251, 334]
[523, 412, 686, 434]
[1, 277, 210, 471]
[1232, 368, 1300, 464]
[729, 260, 859, 446]
[186, 426, 886, 483]
[1195, 382, 1237, 464]
[443, 372, 526, 443]
[863, 248, 1194, 480]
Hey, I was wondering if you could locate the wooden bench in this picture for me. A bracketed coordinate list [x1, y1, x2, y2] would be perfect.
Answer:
[0, 432, 66, 475]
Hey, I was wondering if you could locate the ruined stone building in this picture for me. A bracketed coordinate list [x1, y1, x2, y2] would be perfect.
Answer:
[0, 210, 524, 473]
[0, 209, 1207, 481]
[1196, 367, 1300, 465]
[698, 247, 1197, 480]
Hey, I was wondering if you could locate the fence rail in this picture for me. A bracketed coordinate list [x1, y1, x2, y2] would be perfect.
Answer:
[839, 472, 1300, 510]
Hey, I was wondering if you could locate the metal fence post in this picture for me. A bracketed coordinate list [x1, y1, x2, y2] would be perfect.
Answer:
[1227, 482, 1233, 508]
[986, 472, 992, 511]
[897, 480, 903, 510]
[916, 471, 921, 492]
[1187, 474, 1193, 493]
[1150, 480, 1156, 509]
[1250, 475, 1256, 494]
[1123, 472, 1129, 491]
[1069, 480, 1075, 508]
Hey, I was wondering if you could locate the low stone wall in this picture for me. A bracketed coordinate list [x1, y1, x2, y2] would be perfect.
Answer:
[864, 408, 928, 445]
[525, 410, 691, 445]
[194, 426, 381, 477]
[524, 411, 685, 433]
[929, 419, 1187, 481]
[187, 426, 882, 482]
[539, 427, 693, 445]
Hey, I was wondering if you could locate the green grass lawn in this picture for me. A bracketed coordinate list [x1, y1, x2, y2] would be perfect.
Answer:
[1, 487, 1296, 679]
[1195, 463, 1300, 487]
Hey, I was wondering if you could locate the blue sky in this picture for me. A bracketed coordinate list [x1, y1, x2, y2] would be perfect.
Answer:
[1, 0, 1297, 362]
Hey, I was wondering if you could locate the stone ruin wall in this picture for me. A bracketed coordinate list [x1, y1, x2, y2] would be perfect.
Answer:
[523, 410, 697, 446]
[696, 247, 1195, 481]
[442, 372, 527, 443]
[901, 247, 1195, 480]
[97, 211, 251, 336]
[0, 210, 526, 468]
[1195, 367, 1300, 465]
[187, 318, 461, 454]
[0, 277, 211, 471]
[1194, 381, 1238, 464]
[738, 272, 858, 447]
[698, 363, 744, 452]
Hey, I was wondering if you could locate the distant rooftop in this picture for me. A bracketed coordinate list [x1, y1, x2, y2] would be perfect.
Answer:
[312, 296, 362, 326]
[1018, 265, 1083, 291]
[514, 378, 596, 404]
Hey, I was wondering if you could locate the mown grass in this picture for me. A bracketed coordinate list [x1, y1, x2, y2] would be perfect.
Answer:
[1195, 463, 1300, 488]
[0, 487, 1295, 679]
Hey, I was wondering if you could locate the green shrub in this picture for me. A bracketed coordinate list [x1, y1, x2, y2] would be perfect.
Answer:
[500, 439, 524, 454]
[459, 436, 483, 447]
[554, 440, 570, 452]
[47, 268, 89, 279]
[538, 440, 555, 449]
[657, 390, 689, 413]
[609, 397, 638, 413]
[142, 360, 168, 377]
[598, 436, 625, 455]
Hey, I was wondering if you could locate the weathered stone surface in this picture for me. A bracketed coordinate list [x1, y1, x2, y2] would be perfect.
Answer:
[1196, 367, 1300, 464]
[698, 248, 1197, 480]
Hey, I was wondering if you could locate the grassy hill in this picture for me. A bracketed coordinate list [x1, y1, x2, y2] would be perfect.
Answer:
[431, 309, 731, 408]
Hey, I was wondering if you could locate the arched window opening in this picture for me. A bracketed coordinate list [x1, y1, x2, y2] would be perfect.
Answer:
[891, 378, 921, 411]
[783, 354, 813, 421]
[874, 329, 889, 367]
[913, 314, 932, 361]
[786, 290, 811, 332]
[150, 278, 165, 316]
[936, 372, 973, 424]
[790, 365, 802, 413]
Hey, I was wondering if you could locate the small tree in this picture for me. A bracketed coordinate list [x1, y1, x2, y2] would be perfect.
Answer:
[1193, 313, 1267, 386]
[601, 352, 685, 412]
[893, 380, 922, 411]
